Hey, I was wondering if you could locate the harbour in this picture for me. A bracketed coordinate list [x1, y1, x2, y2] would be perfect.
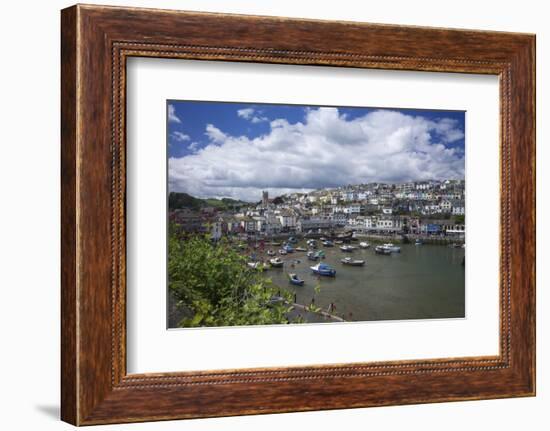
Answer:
[248, 239, 465, 322]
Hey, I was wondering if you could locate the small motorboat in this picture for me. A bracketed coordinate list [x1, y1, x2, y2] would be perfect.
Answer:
[287, 236, 298, 244]
[359, 241, 370, 249]
[315, 250, 325, 259]
[307, 251, 319, 261]
[269, 241, 281, 246]
[340, 245, 355, 252]
[247, 262, 259, 269]
[266, 249, 276, 256]
[341, 257, 365, 266]
[322, 240, 334, 247]
[269, 257, 284, 267]
[306, 239, 317, 249]
[310, 263, 336, 277]
[279, 249, 287, 255]
[382, 243, 401, 253]
[282, 244, 294, 253]
[334, 240, 343, 245]
[295, 247, 307, 252]
[288, 273, 305, 286]
[375, 245, 392, 255]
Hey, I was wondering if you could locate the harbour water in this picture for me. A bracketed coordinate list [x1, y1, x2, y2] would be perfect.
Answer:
[262, 242, 465, 322]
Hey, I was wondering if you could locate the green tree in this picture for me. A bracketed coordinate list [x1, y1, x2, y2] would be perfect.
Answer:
[169, 227, 292, 327]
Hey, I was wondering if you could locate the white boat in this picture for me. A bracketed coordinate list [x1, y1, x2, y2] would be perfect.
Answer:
[247, 262, 259, 269]
[266, 250, 275, 256]
[295, 247, 307, 252]
[278, 249, 287, 255]
[382, 243, 401, 253]
[341, 257, 365, 266]
[269, 257, 284, 267]
[359, 241, 370, 249]
[340, 245, 356, 252]
[375, 245, 392, 255]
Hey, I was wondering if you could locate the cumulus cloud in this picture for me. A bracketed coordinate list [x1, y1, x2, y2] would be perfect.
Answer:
[171, 131, 190, 142]
[237, 107, 268, 124]
[168, 104, 181, 123]
[169, 107, 465, 201]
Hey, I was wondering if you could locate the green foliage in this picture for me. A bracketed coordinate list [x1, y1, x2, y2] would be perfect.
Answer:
[168, 228, 292, 328]
[453, 214, 465, 224]
[168, 192, 249, 211]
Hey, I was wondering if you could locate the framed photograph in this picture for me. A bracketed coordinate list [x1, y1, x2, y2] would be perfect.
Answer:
[61, 4, 535, 425]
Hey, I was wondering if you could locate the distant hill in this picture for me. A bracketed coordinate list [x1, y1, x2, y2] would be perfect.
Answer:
[168, 192, 249, 211]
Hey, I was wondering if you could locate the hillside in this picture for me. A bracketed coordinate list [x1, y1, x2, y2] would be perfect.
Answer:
[168, 192, 249, 211]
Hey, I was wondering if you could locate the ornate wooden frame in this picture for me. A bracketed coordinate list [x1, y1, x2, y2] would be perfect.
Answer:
[61, 4, 536, 426]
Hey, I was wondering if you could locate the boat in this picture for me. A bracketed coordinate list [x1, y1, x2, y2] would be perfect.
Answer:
[310, 262, 336, 277]
[278, 249, 287, 255]
[307, 251, 319, 261]
[288, 273, 305, 286]
[336, 231, 354, 240]
[334, 240, 343, 244]
[322, 240, 334, 247]
[449, 243, 462, 248]
[359, 241, 370, 249]
[382, 243, 401, 253]
[340, 245, 355, 252]
[306, 239, 317, 248]
[247, 262, 259, 269]
[415, 239, 423, 245]
[341, 257, 365, 266]
[269, 241, 281, 246]
[287, 236, 298, 244]
[269, 257, 284, 267]
[295, 247, 307, 252]
[266, 249, 275, 256]
[282, 244, 294, 253]
[375, 245, 392, 255]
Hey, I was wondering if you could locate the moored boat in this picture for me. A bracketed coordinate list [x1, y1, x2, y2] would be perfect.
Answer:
[382, 243, 401, 253]
[269, 257, 284, 267]
[310, 262, 336, 277]
[307, 251, 319, 261]
[282, 244, 294, 253]
[295, 247, 307, 252]
[341, 257, 365, 266]
[266, 249, 276, 256]
[322, 240, 334, 247]
[278, 249, 287, 255]
[415, 239, 423, 246]
[306, 239, 317, 248]
[340, 245, 355, 252]
[288, 273, 305, 286]
[375, 245, 392, 255]
[359, 241, 370, 249]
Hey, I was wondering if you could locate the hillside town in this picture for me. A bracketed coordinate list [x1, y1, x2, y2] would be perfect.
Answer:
[169, 179, 465, 242]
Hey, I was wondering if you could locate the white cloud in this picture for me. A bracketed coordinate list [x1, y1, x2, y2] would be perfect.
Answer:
[169, 107, 465, 201]
[205, 124, 227, 143]
[188, 142, 200, 152]
[168, 104, 181, 123]
[237, 107, 268, 124]
[171, 131, 190, 142]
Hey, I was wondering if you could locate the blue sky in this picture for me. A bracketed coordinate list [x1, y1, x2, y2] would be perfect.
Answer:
[167, 101, 465, 201]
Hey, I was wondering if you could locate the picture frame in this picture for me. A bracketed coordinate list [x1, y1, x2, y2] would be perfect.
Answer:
[61, 4, 535, 425]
